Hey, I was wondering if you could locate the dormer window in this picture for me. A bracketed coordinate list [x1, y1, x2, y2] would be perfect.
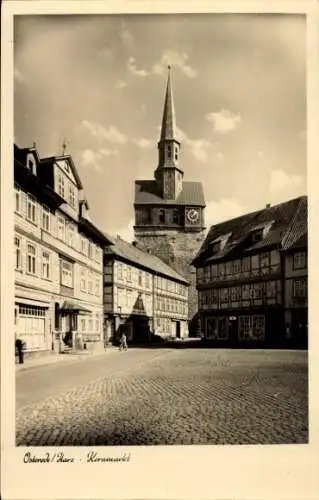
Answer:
[251, 230, 263, 244]
[27, 156, 36, 175]
[58, 173, 65, 198]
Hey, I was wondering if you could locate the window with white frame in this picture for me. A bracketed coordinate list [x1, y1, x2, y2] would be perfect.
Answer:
[293, 252, 306, 270]
[88, 242, 93, 259]
[58, 173, 65, 198]
[242, 284, 250, 301]
[69, 185, 76, 208]
[88, 275, 93, 294]
[67, 223, 75, 247]
[41, 251, 50, 279]
[138, 270, 143, 286]
[57, 216, 66, 241]
[127, 266, 132, 282]
[293, 279, 307, 298]
[15, 185, 22, 214]
[95, 277, 100, 296]
[27, 243, 36, 275]
[118, 263, 123, 280]
[88, 318, 93, 331]
[95, 314, 99, 332]
[95, 246, 101, 263]
[260, 252, 270, 268]
[220, 288, 229, 304]
[60, 259, 73, 288]
[26, 195, 37, 224]
[145, 273, 150, 289]
[41, 207, 50, 232]
[80, 267, 86, 291]
[15, 235, 22, 270]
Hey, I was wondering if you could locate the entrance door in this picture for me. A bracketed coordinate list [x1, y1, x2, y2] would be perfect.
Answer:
[176, 321, 181, 338]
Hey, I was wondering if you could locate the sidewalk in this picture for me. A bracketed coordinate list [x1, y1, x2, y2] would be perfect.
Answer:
[16, 346, 118, 372]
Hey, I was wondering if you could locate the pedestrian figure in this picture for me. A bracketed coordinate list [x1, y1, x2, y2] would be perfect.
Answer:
[119, 332, 128, 351]
[15, 336, 24, 364]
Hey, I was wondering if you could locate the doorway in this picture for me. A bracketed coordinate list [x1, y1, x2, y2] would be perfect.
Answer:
[175, 321, 181, 339]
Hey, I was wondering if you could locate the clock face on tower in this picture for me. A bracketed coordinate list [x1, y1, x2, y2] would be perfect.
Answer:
[186, 208, 200, 224]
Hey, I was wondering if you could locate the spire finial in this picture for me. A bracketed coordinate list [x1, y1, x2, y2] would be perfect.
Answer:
[168, 64, 171, 70]
[62, 138, 67, 156]
[32, 141, 36, 149]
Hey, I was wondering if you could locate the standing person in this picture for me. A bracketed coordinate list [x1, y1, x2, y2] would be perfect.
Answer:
[119, 332, 128, 351]
[15, 336, 24, 364]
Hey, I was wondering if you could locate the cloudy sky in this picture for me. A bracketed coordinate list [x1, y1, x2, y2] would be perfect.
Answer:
[14, 14, 306, 241]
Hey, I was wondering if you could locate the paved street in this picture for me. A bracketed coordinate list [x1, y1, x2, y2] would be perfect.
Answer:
[16, 348, 308, 446]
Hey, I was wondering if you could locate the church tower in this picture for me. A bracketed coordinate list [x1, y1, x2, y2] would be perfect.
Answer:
[134, 67, 206, 329]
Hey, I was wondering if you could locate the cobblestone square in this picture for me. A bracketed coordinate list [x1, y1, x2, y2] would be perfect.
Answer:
[16, 348, 308, 446]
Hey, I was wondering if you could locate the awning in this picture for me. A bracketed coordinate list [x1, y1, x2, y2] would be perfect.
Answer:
[60, 301, 92, 314]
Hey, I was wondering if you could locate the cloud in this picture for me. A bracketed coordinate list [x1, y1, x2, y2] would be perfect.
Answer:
[120, 23, 134, 48]
[97, 47, 113, 60]
[153, 50, 197, 78]
[112, 218, 135, 244]
[82, 120, 127, 144]
[127, 57, 148, 77]
[206, 109, 242, 134]
[14, 67, 25, 83]
[132, 137, 152, 149]
[205, 198, 250, 227]
[81, 148, 118, 172]
[115, 80, 127, 90]
[269, 169, 303, 192]
[176, 127, 213, 163]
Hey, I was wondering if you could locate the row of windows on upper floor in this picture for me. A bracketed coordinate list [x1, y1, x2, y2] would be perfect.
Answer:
[14, 233, 101, 296]
[136, 208, 181, 225]
[15, 186, 103, 264]
[156, 296, 187, 315]
[114, 262, 187, 296]
[199, 281, 281, 307]
[115, 287, 187, 316]
[198, 278, 307, 308]
[116, 263, 152, 289]
[197, 251, 307, 283]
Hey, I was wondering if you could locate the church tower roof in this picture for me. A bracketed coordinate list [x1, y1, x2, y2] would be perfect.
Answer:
[159, 66, 178, 142]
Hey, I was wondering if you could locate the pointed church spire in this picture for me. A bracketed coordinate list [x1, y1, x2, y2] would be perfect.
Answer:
[160, 65, 177, 142]
[155, 66, 183, 200]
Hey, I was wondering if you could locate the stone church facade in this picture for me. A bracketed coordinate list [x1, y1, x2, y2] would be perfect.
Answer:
[134, 67, 206, 329]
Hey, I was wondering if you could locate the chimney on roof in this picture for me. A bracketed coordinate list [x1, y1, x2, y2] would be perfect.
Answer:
[266, 203, 271, 208]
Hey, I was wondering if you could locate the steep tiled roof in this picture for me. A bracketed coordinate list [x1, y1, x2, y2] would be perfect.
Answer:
[104, 234, 189, 284]
[281, 196, 307, 250]
[193, 196, 306, 266]
[135, 180, 205, 206]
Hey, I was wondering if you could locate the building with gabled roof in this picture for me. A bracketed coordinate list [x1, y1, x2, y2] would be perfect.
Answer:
[192, 196, 307, 347]
[14, 143, 109, 359]
[103, 235, 189, 344]
[133, 67, 206, 330]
